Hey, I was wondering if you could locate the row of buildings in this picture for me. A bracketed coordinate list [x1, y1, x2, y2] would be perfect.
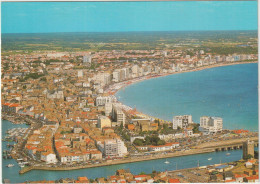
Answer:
[172, 115, 223, 133]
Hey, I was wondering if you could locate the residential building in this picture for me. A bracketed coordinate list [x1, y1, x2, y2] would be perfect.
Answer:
[103, 138, 128, 157]
[172, 115, 192, 129]
[112, 104, 126, 126]
[199, 116, 223, 133]
[97, 116, 112, 129]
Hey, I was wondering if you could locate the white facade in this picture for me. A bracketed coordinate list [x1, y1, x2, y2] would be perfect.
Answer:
[112, 104, 126, 126]
[172, 115, 192, 129]
[103, 138, 128, 157]
[41, 153, 57, 164]
[199, 116, 223, 133]
[112, 70, 120, 82]
[96, 96, 113, 106]
[148, 142, 179, 152]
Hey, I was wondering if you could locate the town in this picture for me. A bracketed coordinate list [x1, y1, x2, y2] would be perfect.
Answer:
[22, 140, 259, 183]
[2, 44, 258, 171]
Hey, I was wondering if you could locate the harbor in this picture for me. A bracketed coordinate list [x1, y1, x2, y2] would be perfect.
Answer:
[1, 120, 258, 183]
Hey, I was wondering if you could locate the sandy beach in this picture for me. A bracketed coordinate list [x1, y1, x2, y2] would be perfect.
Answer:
[107, 60, 258, 121]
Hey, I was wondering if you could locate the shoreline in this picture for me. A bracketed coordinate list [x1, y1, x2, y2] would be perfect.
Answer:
[110, 60, 258, 121]
[4, 61, 258, 175]
[18, 148, 215, 174]
[19, 136, 258, 174]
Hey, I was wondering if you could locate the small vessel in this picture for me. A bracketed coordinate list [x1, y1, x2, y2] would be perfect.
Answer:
[164, 159, 170, 164]
[18, 163, 25, 168]
[226, 153, 231, 156]
[208, 158, 212, 161]
[6, 164, 14, 168]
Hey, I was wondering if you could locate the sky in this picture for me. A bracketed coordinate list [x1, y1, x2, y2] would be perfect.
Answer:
[1, 1, 258, 34]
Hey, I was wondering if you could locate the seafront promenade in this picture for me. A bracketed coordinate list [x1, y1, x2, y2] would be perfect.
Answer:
[19, 136, 258, 174]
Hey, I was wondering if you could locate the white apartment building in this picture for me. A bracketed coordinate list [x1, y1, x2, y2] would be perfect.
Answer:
[96, 96, 113, 106]
[103, 138, 128, 157]
[122, 68, 130, 80]
[131, 65, 139, 78]
[112, 70, 121, 82]
[148, 142, 179, 152]
[172, 115, 192, 129]
[112, 104, 126, 126]
[93, 73, 111, 87]
[199, 116, 223, 133]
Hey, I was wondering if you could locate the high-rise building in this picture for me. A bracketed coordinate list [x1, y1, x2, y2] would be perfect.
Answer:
[112, 104, 126, 126]
[243, 140, 255, 159]
[172, 115, 192, 130]
[112, 70, 120, 82]
[199, 116, 223, 133]
[104, 138, 128, 157]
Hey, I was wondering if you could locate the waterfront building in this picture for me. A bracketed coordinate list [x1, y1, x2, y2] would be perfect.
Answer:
[113, 70, 121, 82]
[148, 142, 179, 152]
[131, 65, 139, 78]
[40, 152, 57, 163]
[199, 116, 223, 133]
[172, 115, 192, 130]
[122, 68, 130, 80]
[97, 116, 112, 129]
[103, 138, 128, 157]
[112, 104, 126, 126]
[243, 140, 255, 159]
[93, 73, 111, 87]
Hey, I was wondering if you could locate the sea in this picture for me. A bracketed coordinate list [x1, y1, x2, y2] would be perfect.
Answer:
[1, 63, 258, 182]
[116, 63, 258, 131]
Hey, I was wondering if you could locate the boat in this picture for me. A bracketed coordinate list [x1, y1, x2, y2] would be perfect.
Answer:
[226, 153, 231, 156]
[6, 164, 14, 168]
[208, 158, 212, 161]
[164, 159, 170, 164]
[18, 163, 25, 168]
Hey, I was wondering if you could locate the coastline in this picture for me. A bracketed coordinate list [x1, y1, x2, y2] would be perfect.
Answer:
[110, 60, 258, 121]
[19, 136, 258, 174]
[3, 61, 258, 175]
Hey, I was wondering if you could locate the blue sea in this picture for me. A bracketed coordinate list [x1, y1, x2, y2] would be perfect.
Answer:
[116, 63, 258, 131]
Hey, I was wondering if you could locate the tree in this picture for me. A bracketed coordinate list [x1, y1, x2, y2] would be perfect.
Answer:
[245, 154, 253, 160]
[192, 123, 200, 133]
[89, 179, 94, 183]
[139, 172, 146, 175]
[133, 139, 144, 146]
[120, 122, 123, 130]
[177, 126, 182, 131]
[157, 140, 166, 146]
[163, 123, 169, 130]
